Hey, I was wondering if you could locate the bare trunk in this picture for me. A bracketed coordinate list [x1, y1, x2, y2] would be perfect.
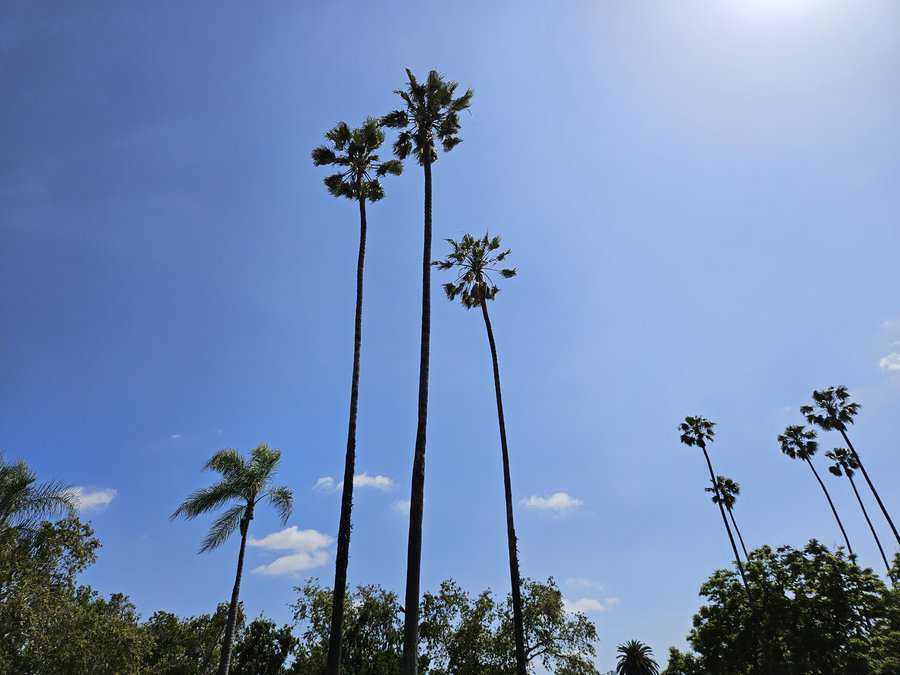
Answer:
[839, 429, 900, 546]
[480, 300, 528, 675]
[324, 196, 368, 675]
[806, 458, 853, 556]
[402, 148, 433, 675]
[727, 507, 750, 561]
[847, 472, 891, 575]
[217, 516, 249, 675]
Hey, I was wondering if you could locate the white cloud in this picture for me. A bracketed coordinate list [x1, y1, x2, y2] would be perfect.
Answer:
[563, 597, 620, 614]
[313, 477, 336, 492]
[521, 492, 582, 514]
[566, 577, 603, 591]
[170, 433, 182, 439]
[68, 487, 116, 511]
[314, 473, 394, 493]
[249, 526, 333, 577]
[879, 353, 900, 374]
[392, 500, 411, 514]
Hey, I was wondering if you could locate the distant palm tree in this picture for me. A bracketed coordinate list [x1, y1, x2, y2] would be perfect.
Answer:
[679, 417, 752, 603]
[312, 118, 402, 675]
[0, 455, 75, 533]
[172, 444, 293, 675]
[382, 68, 472, 675]
[801, 386, 899, 546]
[615, 640, 659, 675]
[705, 475, 749, 560]
[434, 233, 525, 675]
[778, 425, 853, 556]
[826, 447, 891, 574]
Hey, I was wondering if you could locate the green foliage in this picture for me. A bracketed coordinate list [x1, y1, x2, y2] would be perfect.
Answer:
[433, 233, 517, 308]
[381, 68, 473, 164]
[143, 603, 240, 674]
[0, 454, 75, 533]
[800, 385, 860, 432]
[705, 476, 739, 509]
[312, 118, 402, 202]
[778, 424, 818, 461]
[678, 417, 715, 450]
[231, 617, 297, 675]
[826, 446, 859, 477]
[615, 640, 659, 675]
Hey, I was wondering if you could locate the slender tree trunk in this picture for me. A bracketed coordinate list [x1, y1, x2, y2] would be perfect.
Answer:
[701, 447, 753, 604]
[402, 148, 433, 675]
[847, 472, 891, 574]
[839, 429, 900, 546]
[727, 507, 750, 561]
[805, 458, 853, 556]
[217, 517, 249, 675]
[324, 196, 368, 675]
[480, 299, 528, 675]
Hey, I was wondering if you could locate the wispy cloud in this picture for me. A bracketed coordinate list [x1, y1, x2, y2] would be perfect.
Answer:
[313, 473, 394, 493]
[878, 353, 900, 374]
[521, 492, 582, 514]
[563, 596, 620, 614]
[170, 433, 182, 439]
[566, 577, 604, 591]
[392, 499, 411, 514]
[313, 477, 336, 492]
[249, 526, 333, 576]
[68, 487, 117, 511]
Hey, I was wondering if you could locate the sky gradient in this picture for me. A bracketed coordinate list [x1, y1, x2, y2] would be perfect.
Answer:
[2, 1, 899, 670]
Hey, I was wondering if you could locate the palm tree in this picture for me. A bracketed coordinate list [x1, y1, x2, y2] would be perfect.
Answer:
[172, 444, 293, 675]
[826, 447, 891, 574]
[312, 119, 402, 675]
[679, 416, 752, 603]
[801, 386, 899, 546]
[433, 233, 526, 674]
[0, 455, 75, 534]
[705, 475, 749, 560]
[381, 68, 472, 675]
[615, 640, 659, 675]
[778, 425, 853, 556]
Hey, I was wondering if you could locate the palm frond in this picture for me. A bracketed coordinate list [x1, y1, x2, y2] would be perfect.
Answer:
[200, 504, 245, 553]
[171, 480, 240, 521]
[205, 449, 245, 478]
[267, 486, 294, 525]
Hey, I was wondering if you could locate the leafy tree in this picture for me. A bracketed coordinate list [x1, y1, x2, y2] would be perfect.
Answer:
[312, 118, 402, 675]
[661, 648, 703, 675]
[827, 447, 892, 575]
[381, 68, 473, 675]
[615, 640, 659, 675]
[143, 603, 240, 674]
[0, 454, 74, 534]
[172, 444, 294, 675]
[231, 617, 297, 675]
[433, 232, 526, 674]
[679, 416, 752, 603]
[778, 425, 853, 556]
[705, 475, 749, 560]
[801, 385, 900, 546]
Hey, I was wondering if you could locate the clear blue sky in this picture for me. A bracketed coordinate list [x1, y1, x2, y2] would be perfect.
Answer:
[2, 1, 899, 670]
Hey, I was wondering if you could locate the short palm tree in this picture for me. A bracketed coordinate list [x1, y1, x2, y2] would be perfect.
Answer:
[0, 455, 75, 533]
[615, 640, 659, 675]
[679, 416, 752, 602]
[705, 475, 749, 560]
[312, 118, 402, 675]
[382, 68, 472, 675]
[801, 386, 899, 546]
[434, 233, 525, 674]
[778, 425, 853, 556]
[826, 447, 891, 574]
[172, 444, 293, 675]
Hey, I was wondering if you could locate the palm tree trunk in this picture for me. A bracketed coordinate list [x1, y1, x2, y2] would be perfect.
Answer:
[805, 458, 853, 556]
[324, 196, 368, 675]
[480, 299, 527, 675]
[839, 429, 900, 546]
[727, 507, 750, 561]
[701, 447, 753, 604]
[847, 472, 891, 574]
[217, 518, 248, 675]
[402, 147, 433, 675]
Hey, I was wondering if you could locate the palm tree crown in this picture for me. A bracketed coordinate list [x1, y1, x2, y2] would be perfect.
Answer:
[616, 640, 660, 675]
[679, 416, 715, 450]
[311, 119, 402, 202]
[826, 447, 859, 478]
[172, 444, 293, 552]
[0, 456, 75, 532]
[381, 69, 473, 164]
[705, 475, 740, 509]
[433, 233, 517, 307]
[778, 425, 818, 461]
[800, 385, 860, 431]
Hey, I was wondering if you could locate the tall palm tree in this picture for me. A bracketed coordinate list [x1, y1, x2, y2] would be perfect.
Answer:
[801, 386, 899, 546]
[778, 425, 853, 556]
[679, 416, 752, 603]
[826, 447, 891, 574]
[172, 444, 293, 675]
[381, 68, 472, 675]
[705, 475, 749, 560]
[312, 119, 402, 675]
[615, 640, 659, 675]
[433, 233, 525, 674]
[0, 455, 75, 534]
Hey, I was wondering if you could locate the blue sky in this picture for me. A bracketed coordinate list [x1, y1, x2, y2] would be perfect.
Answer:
[2, 1, 899, 670]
